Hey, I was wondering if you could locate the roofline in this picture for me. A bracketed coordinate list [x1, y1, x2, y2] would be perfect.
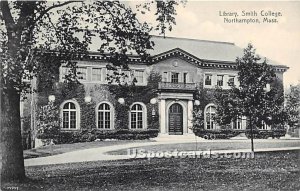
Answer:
[36, 49, 288, 72]
[150, 35, 235, 45]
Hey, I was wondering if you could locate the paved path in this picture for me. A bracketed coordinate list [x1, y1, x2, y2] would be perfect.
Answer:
[24, 136, 300, 167]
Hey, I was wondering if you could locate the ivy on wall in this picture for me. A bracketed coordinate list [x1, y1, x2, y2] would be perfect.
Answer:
[35, 70, 162, 130]
[192, 81, 219, 130]
[109, 71, 161, 129]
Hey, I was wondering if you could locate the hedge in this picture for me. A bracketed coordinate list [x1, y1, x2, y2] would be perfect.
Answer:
[245, 129, 286, 139]
[193, 128, 286, 139]
[193, 129, 241, 139]
[53, 129, 159, 144]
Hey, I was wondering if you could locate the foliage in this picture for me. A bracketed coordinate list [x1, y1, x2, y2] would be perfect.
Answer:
[285, 83, 300, 129]
[214, 44, 287, 129]
[1, 1, 181, 96]
[192, 83, 218, 130]
[0, 0, 181, 181]
[245, 129, 286, 139]
[56, 129, 159, 144]
[109, 70, 161, 129]
[193, 129, 241, 139]
[191, 109, 204, 130]
[36, 102, 60, 140]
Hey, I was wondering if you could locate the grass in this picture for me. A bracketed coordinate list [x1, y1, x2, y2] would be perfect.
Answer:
[107, 139, 300, 155]
[2, 150, 300, 191]
[23, 139, 154, 159]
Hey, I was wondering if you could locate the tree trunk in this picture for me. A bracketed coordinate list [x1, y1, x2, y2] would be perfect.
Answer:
[249, 116, 254, 152]
[1, 89, 26, 182]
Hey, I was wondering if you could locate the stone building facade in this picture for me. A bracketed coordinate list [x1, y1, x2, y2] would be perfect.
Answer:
[22, 36, 288, 142]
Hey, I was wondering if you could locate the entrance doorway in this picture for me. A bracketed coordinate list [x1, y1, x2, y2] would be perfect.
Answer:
[168, 103, 183, 135]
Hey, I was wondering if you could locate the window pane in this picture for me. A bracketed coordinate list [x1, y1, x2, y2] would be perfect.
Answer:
[163, 72, 168, 82]
[228, 76, 235, 86]
[104, 103, 110, 110]
[206, 106, 216, 129]
[63, 112, 69, 128]
[99, 104, 104, 110]
[132, 104, 142, 111]
[99, 112, 104, 129]
[205, 75, 212, 85]
[131, 113, 137, 129]
[183, 73, 188, 83]
[70, 102, 76, 109]
[137, 112, 143, 128]
[105, 111, 110, 129]
[137, 104, 142, 111]
[206, 122, 211, 129]
[63, 103, 69, 109]
[134, 70, 144, 84]
[217, 75, 223, 86]
[70, 111, 76, 128]
[92, 68, 102, 81]
[171, 72, 179, 83]
[132, 104, 136, 110]
[77, 67, 87, 80]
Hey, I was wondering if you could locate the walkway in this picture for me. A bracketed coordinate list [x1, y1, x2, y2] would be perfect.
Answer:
[24, 135, 300, 166]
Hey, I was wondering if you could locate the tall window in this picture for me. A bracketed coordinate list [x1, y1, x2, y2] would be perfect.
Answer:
[171, 72, 179, 83]
[183, 73, 188, 83]
[77, 67, 87, 80]
[259, 121, 269, 130]
[98, 103, 111, 129]
[205, 74, 212, 86]
[92, 68, 102, 81]
[217, 75, 223, 86]
[130, 103, 144, 129]
[163, 72, 168, 82]
[233, 116, 242, 129]
[228, 76, 235, 86]
[205, 105, 216, 129]
[134, 70, 144, 84]
[62, 102, 77, 129]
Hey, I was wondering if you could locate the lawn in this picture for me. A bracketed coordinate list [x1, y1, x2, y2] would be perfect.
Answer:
[107, 139, 300, 155]
[2, 150, 300, 191]
[23, 139, 154, 159]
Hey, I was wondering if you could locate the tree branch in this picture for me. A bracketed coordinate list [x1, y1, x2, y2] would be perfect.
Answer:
[0, 1, 16, 30]
[33, 0, 81, 24]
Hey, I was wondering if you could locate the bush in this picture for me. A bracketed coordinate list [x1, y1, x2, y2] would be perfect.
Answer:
[193, 129, 241, 139]
[245, 129, 286, 139]
[52, 129, 159, 144]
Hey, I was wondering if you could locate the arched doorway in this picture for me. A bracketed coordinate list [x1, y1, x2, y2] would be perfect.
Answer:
[168, 103, 183, 135]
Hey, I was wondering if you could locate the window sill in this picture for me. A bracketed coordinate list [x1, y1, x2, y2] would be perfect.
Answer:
[60, 129, 80, 131]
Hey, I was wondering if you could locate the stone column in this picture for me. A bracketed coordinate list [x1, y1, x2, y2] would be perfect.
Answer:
[159, 99, 166, 134]
[187, 100, 193, 134]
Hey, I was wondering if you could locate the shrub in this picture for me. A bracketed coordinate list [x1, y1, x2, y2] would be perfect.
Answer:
[53, 129, 159, 144]
[245, 129, 286, 139]
[193, 129, 240, 139]
[36, 102, 60, 142]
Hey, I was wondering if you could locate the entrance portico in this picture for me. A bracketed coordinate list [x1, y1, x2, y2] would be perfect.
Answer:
[158, 91, 194, 135]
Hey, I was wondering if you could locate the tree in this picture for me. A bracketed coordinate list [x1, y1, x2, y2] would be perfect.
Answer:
[285, 83, 300, 133]
[36, 100, 60, 144]
[215, 44, 287, 152]
[0, 0, 180, 182]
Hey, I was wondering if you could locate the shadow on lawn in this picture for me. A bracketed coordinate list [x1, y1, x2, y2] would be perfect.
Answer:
[2, 150, 300, 191]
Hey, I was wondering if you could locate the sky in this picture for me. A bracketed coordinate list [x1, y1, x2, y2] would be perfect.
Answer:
[128, 1, 300, 88]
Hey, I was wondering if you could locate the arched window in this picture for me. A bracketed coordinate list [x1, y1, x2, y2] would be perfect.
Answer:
[62, 102, 78, 129]
[130, 103, 146, 129]
[97, 102, 112, 129]
[205, 105, 216, 129]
